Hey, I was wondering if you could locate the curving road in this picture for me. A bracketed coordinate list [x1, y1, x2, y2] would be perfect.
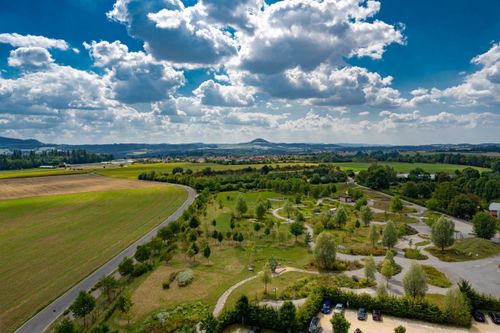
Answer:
[15, 184, 196, 333]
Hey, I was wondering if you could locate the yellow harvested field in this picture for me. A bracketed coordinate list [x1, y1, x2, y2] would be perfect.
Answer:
[0, 173, 163, 200]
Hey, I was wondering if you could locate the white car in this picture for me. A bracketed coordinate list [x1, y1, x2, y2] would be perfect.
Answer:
[333, 303, 345, 314]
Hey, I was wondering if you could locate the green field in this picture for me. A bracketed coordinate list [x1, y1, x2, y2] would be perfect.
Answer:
[331, 162, 489, 173]
[0, 168, 87, 179]
[95, 162, 316, 179]
[0, 185, 187, 333]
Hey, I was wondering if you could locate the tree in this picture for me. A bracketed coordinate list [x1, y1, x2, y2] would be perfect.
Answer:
[158, 227, 174, 242]
[268, 256, 279, 273]
[234, 295, 250, 325]
[54, 318, 75, 333]
[236, 194, 248, 217]
[382, 221, 398, 249]
[376, 282, 388, 298]
[314, 232, 337, 270]
[134, 245, 151, 263]
[369, 224, 379, 247]
[390, 195, 404, 213]
[189, 216, 200, 228]
[402, 261, 428, 298]
[97, 275, 118, 303]
[203, 244, 211, 263]
[380, 259, 394, 287]
[445, 287, 471, 324]
[255, 201, 267, 220]
[116, 295, 132, 325]
[118, 257, 134, 277]
[360, 205, 373, 227]
[401, 181, 419, 198]
[449, 194, 477, 219]
[330, 313, 350, 333]
[283, 201, 294, 218]
[304, 232, 312, 247]
[364, 256, 376, 282]
[217, 231, 224, 245]
[394, 326, 406, 333]
[289, 221, 305, 242]
[334, 206, 348, 228]
[149, 236, 163, 255]
[431, 216, 455, 251]
[71, 291, 95, 327]
[279, 301, 297, 333]
[200, 313, 218, 333]
[260, 269, 272, 294]
[472, 211, 497, 240]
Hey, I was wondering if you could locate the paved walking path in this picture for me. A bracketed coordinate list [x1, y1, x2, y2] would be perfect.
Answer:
[15, 184, 197, 333]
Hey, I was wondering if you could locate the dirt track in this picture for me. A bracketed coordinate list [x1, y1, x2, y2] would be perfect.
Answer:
[0, 173, 164, 200]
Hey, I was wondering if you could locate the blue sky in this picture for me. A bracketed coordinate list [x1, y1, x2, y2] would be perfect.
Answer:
[0, 0, 499, 144]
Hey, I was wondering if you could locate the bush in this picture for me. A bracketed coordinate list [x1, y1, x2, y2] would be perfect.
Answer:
[403, 248, 428, 260]
[132, 262, 151, 277]
[458, 280, 500, 311]
[162, 281, 170, 289]
[176, 269, 194, 287]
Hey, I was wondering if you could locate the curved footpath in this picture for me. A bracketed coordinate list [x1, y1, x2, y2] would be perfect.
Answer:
[15, 184, 197, 333]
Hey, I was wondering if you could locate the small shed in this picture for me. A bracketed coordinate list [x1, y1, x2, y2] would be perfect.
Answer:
[338, 195, 353, 203]
[489, 202, 500, 218]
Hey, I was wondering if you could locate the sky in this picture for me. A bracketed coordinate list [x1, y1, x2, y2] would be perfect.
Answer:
[0, 0, 499, 145]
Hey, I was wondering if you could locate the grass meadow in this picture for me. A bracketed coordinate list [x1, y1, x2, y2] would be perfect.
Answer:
[0, 185, 187, 333]
[331, 161, 489, 173]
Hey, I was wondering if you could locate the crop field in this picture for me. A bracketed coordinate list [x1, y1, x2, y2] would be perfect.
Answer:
[0, 174, 165, 200]
[95, 162, 317, 179]
[0, 168, 87, 179]
[331, 161, 489, 173]
[0, 185, 187, 333]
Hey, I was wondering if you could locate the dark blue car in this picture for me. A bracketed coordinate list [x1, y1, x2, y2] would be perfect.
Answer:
[321, 300, 332, 314]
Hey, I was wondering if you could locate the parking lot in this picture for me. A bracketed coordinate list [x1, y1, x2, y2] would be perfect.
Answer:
[317, 309, 499, 333]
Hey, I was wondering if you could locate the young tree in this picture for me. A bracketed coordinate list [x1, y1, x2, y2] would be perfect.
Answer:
[472, 211, 497, 240]
[402, 261, 428, 298]
[200, 313, 218, 333]
[314, 232, 337, 270]
[330, 313, 350, 333]
[268, 256, 279, 273]
[255, 201, 267, 220]
[158, 227, 174, 242]
[304, 232, 312, 247]
[149, 236, 163, 255]
[334, 206, 348, 228]
[97, 275, 118, 303]
[279, 301, 297, 333]
[118, 257, 134, 278]
[382, 221, 398, 249]
[217, 231, 224, 245]
[236, 194, 248, 217]
[283, 201, 294, 219]
[360, 205, 374, 227]
[289, 221, 305, 242]
[260, 270, 272, 294]
[444, 287, 471, 324]
[376, 282, 388, 298]
[71, 291, 95, 327]
[390, 195, 404, 213]
[380, 259, 394, 287]
[134, 245, 151, 263]
[431, 216, 455, 251]
[369, 224, 379, 247]
[364, 256, 376, 283]
[116, 294, 132, 325]
[203, 244, 211, 263]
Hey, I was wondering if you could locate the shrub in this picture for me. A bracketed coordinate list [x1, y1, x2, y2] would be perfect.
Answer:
[403, 248, 428, 260]
[394, 325, 406, 333]
[162, 281, 170, 289]
[176, 269, 194, 287]
[132, 262, 151, 277]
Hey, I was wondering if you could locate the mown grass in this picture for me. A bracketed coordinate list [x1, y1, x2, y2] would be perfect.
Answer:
[331, 162, 489, 173]
[0, 185, 187, 333]
[0, 168, 87, 179]
[426, 238, 500, 262]
[421, 265, 452, 288]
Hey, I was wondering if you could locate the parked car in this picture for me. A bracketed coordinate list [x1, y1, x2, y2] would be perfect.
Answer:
[353, 329, 362, 333]
[357, 308, 367, 320]
[309, 316, 322, 333]
[472, 310, 485, 322]
[321, 300, 332, 314]
[334, 303, 345, 314]
[372, 309, 382, 321]
[489, 312, 500, 325]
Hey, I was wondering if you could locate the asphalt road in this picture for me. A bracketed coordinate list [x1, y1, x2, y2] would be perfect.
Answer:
[14, 184, 196, 333]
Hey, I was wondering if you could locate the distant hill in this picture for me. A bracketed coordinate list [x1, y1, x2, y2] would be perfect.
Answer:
[0, 136, 44, 149]
[0, 136, 498, 158]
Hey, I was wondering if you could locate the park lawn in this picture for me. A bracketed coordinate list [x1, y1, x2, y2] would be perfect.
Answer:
[0, 185, 187, 333]
[421, 265, 452, 288]
[96, 162, 317, 179]
[426, 238, 500, 262]
[0, 168, 87, 179]
[223, 271, 314, 312]
[331, 162, 489, 173]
